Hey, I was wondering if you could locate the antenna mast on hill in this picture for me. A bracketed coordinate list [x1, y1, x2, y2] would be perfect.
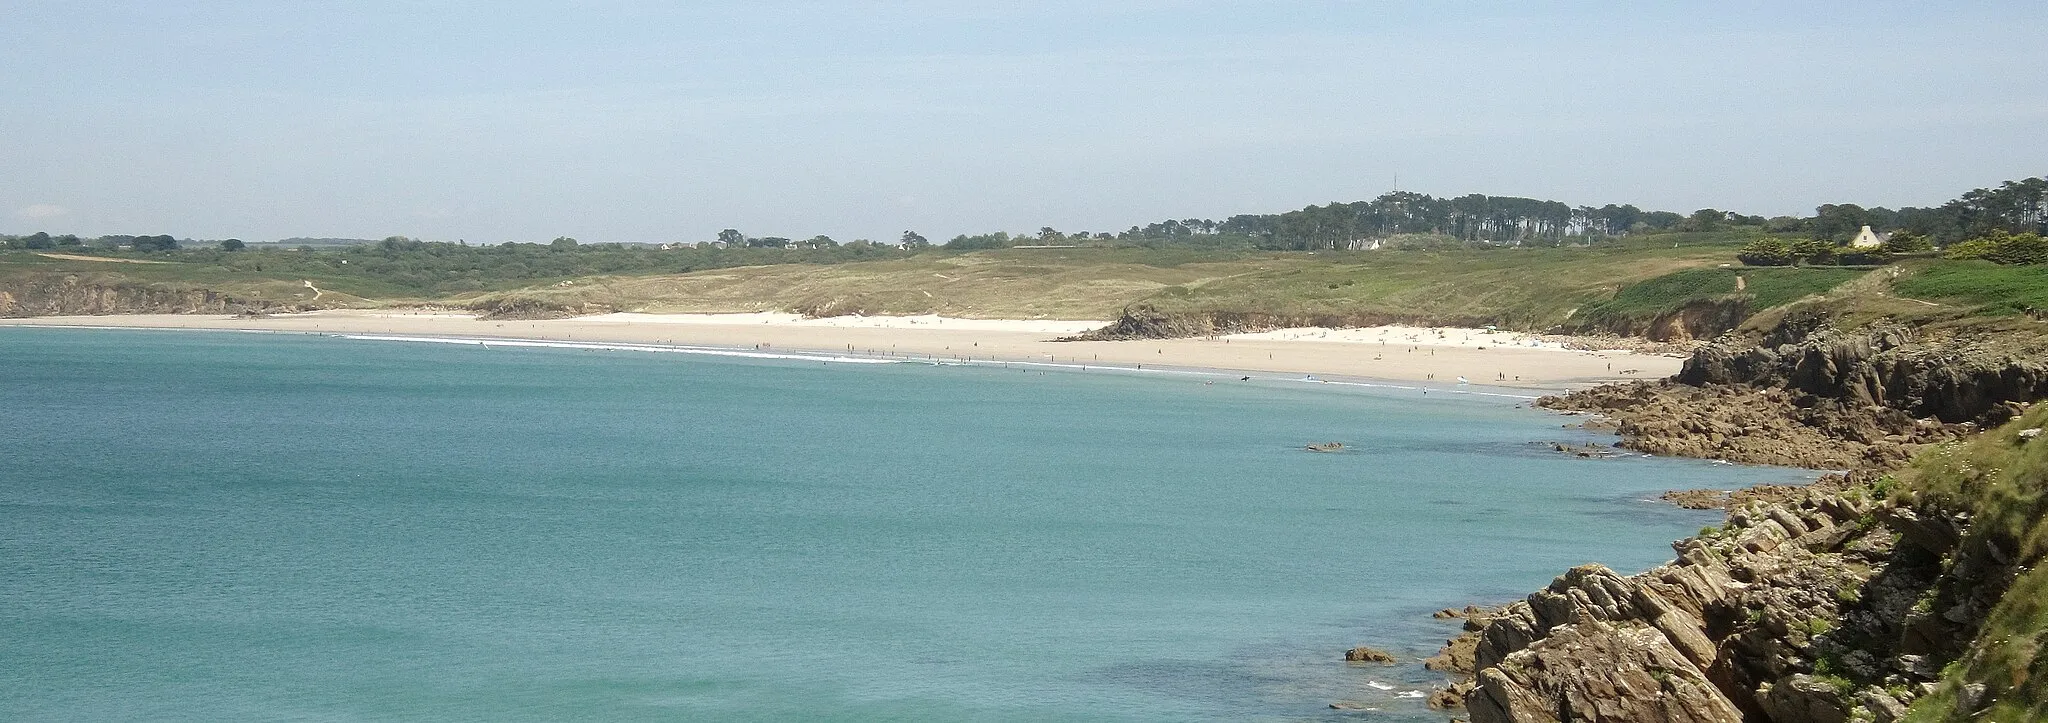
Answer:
[1392, 173, 1399, 193]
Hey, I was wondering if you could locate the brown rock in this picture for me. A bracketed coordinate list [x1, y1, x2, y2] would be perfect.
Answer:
[1429, 681, 1474, 710]
[1425, 632, 1479, 674]
[1467, 619, 1742, 723]
[1343, 645, 1395, 663]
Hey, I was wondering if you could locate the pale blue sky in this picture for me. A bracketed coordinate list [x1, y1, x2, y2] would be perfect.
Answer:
[4, 1, 2045, 243]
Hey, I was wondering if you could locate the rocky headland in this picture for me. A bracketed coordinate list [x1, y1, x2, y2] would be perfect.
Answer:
[1536, 318, 2047, 471]
[1427, 314, 2048, 722]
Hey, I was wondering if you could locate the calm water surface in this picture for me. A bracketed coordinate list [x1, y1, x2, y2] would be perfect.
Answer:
[0, 328, 1813, 721]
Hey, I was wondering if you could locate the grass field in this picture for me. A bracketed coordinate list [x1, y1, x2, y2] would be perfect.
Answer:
[463, 238, 1766, 329]
[1892, 260, 2048, 315]
[15, 232, 2027, 337]
[1565, 266, 1872, 330]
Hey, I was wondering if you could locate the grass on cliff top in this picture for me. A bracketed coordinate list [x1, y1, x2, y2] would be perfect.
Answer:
[1892, 260, 2048, 316]
[1570, 266, 1869, 320]
[1104, 235, 1758, 330]
[1898, 403, 2048, 722]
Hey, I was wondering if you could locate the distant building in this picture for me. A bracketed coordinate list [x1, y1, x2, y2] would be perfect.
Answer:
[1849, 225, 1887, 249]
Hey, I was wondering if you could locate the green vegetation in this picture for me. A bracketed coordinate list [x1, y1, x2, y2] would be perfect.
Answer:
[0, 228, 1913, 334]
[1899, 404, 2048, 721]
[1108, 235, 1766, 330]
[1, 175, 2039, 332]
[1, 233, 1773, 327]
[1893, 261, 2048, 316]
[1566, 266, 1867, 331]
[1942, 230, 2048, 265]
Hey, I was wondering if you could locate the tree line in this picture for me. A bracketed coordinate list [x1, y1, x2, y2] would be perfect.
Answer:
[0, 232, 189, 251]
[945, 176, 2045, 251]
[9, 176, 2040, 266]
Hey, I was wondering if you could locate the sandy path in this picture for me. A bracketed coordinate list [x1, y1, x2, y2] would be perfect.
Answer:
[35, 253, 172, 264]
[0, 311, 1681, 391]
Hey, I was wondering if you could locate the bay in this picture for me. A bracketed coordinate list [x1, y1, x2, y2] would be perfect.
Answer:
[0, 328, 1810, 721]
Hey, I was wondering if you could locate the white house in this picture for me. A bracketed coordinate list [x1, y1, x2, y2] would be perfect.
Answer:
[1849, 225, 1887, 249]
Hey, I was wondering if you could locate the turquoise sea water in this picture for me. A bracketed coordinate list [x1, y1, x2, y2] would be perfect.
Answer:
[0, 328, 1814, 721]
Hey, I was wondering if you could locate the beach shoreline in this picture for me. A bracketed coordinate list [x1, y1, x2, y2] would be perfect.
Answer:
[0, 310, 1684, 392]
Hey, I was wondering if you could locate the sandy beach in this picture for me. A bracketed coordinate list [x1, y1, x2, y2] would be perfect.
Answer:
[0, 311, 1682, 391]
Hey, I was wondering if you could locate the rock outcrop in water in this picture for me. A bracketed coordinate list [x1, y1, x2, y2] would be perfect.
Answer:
[1464, 309, 2048, 722]
[1463, 473, 1994, 722]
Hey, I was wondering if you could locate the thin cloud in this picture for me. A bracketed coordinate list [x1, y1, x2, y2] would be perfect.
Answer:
[15, 203, 69, 220]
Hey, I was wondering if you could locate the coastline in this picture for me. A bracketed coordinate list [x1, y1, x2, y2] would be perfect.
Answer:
[0, 310, 1682, 393]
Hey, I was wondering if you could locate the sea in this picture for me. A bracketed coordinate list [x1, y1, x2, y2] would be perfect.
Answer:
[0, 327, 1816, 721]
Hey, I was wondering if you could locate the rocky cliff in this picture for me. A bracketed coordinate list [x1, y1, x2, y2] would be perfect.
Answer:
[1462, 469, 2010, 723]
[1677, 322, 2048, 427]
[1560, 298, 1753, 343]
[0, 273, 267, 317]
[1538, 319, 2048, 470]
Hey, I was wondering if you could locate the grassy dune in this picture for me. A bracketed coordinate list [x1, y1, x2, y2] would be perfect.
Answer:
[465, 236, 1777, 329]
[17, 232, 2036, 337]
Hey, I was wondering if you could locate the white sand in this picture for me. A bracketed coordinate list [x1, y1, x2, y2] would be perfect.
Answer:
[575, 312, 1107, 334]
[0, 311, 1682, 391]
[1225, 324, 1570, 350]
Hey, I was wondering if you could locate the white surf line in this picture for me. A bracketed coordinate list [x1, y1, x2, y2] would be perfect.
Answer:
[333, 334, 901, 364]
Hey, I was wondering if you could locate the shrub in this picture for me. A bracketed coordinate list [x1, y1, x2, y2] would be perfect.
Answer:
[1738, 238, 1795, 266]
[1789, 238, 1838, 265]
[1882, 230, 1933, 255]
[1983, 231, 2048, 265]
[1944, 238, 1997, 260]
[1944, 231, 2048, 265]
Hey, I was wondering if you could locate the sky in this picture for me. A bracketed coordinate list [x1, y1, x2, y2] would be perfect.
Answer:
[4, 1, 2045, 244]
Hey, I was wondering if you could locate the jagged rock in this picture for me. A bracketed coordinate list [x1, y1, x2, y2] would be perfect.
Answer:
[1756, 674, 1849, 723]
[1883, 507, 1961, 555]
[1458, 479, 1992, 723]
[1343, 645, 1395, 663]
[1428, 631, 1481, 674]
[1857, 687, 1910, 723]
[1468, 619, 1742, 723]
[1540, 321, 2048, 471]
[1430, 681, 1475, 710]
